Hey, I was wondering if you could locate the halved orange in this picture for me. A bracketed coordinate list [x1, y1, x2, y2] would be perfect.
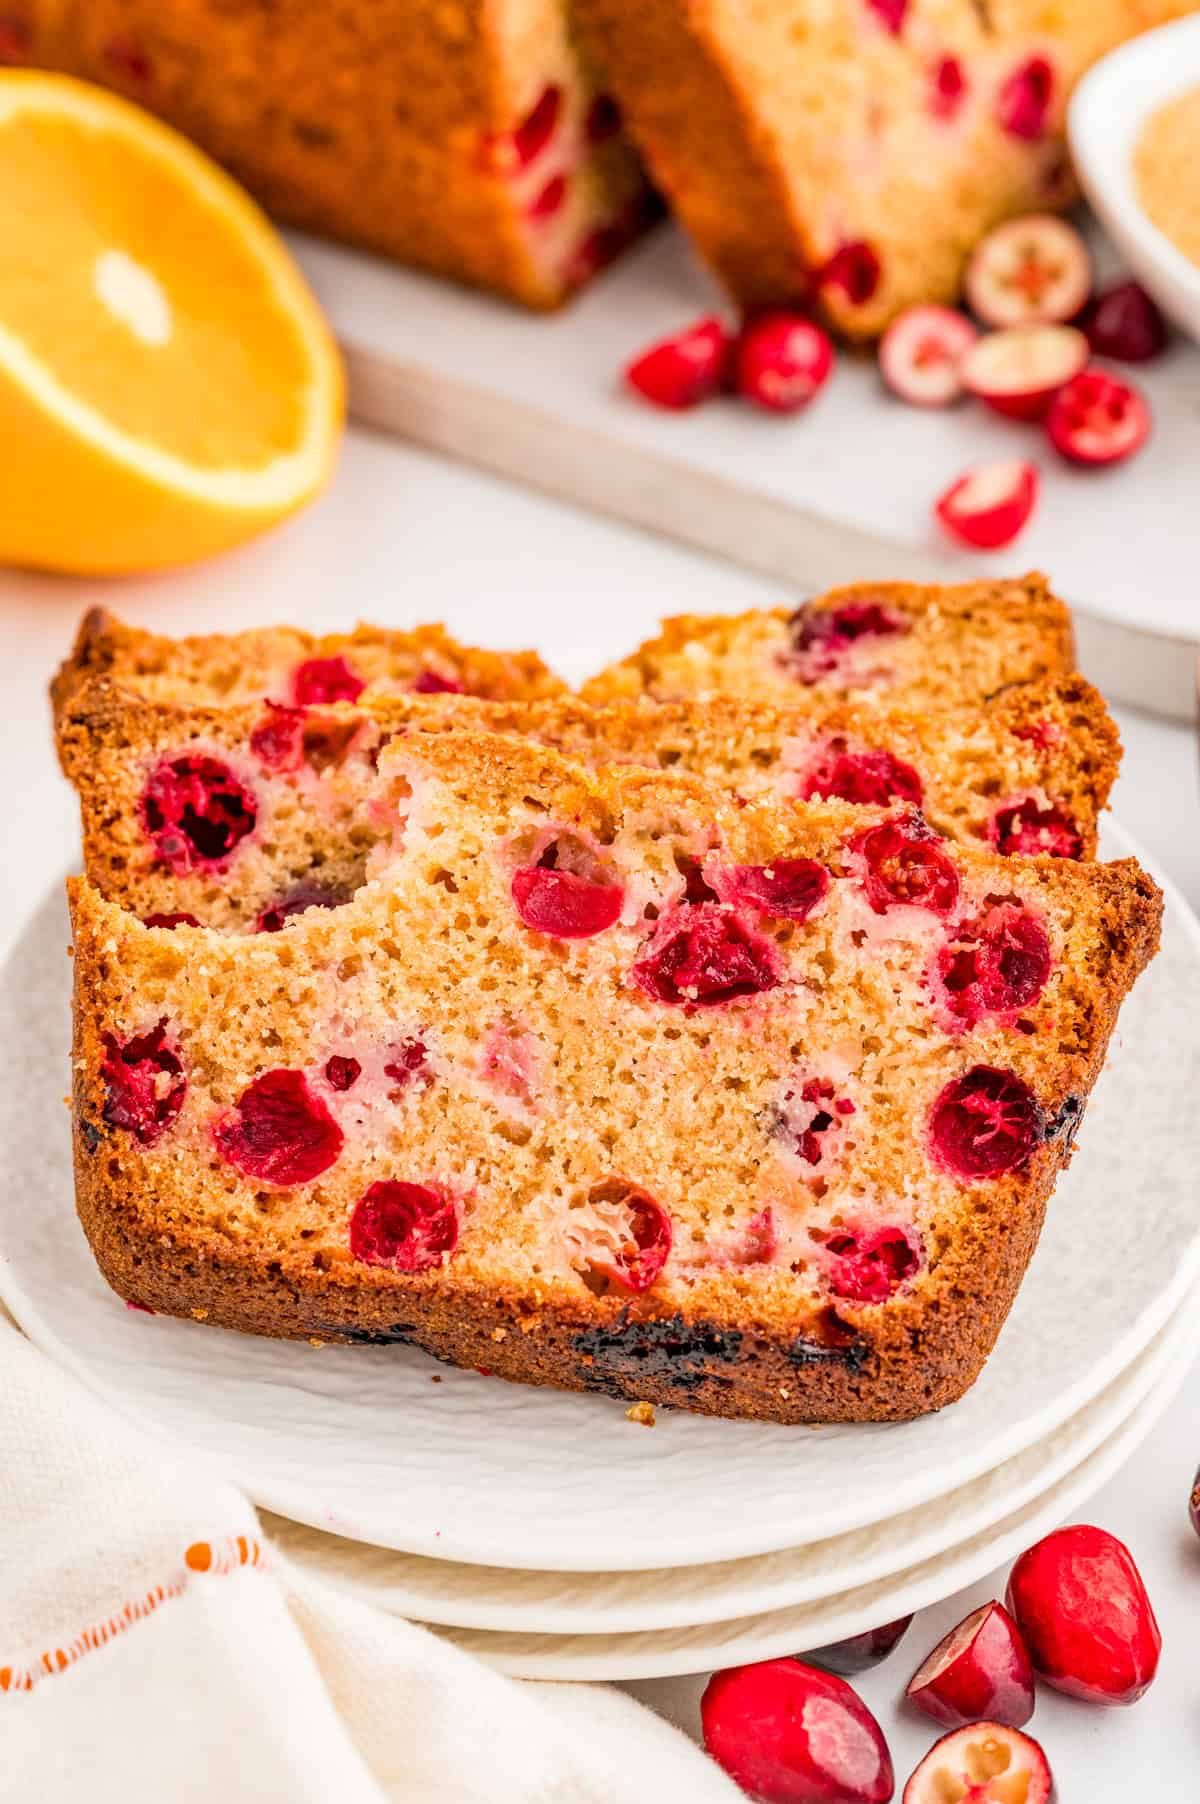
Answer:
[0, 72, 344, 573]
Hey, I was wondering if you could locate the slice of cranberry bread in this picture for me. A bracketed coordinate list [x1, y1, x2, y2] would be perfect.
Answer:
[58, 673, 1118, 932]
[573, 0, 1193, 336]
[13, 1, 652, 308]
[582, 574, 1073, 709]
[70, 731, 1161, 1424]
[52, 607, 564, 763]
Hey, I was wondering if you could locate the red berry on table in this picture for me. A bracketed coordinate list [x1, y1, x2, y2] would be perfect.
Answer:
[965, 214, 1091, 328]
[960, 324, 1087, 421]
[906, 1601, 1035, 1729]
[807, 1617, 913, 1676]
[878, 305, 977, 407]
[624, 316, 731, 410]
[1084, 280, 1168, 363]
[902, 1724, 1052, 1804]
[701, 1658, 894, 1804]
[934, 460, 1039, 551]
[1006, 1524, 1161, 1704]
[1045, 368, 1150, 466]
[735, 313, 835, 412]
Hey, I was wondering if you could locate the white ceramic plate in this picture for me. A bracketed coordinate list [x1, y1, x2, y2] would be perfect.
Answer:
[1071, 17, 1200, 344]
[271, 1275, 1199, 1632]
[416, 1350, 1190, 1678]
[3, 822, 1198, 1572]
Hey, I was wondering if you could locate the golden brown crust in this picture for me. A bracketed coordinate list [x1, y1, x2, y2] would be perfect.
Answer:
[68, 730, 1161, 1424]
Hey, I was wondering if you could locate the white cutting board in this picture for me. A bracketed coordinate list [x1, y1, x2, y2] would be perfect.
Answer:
[290, 223, 1200, 720]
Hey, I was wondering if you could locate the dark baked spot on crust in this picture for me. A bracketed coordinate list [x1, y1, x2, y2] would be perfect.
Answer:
[79, 1114, 102, 1154]
[789, 1307, 871, 1373]
[333, 1322, 417, 1346]
[1044, 1092, 1083, 1153]
[573, 1311, 743, 1391]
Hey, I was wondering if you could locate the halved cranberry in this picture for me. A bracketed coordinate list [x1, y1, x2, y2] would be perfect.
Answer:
[866, 0, 908, 33]
[801, 744, 923, 808]
[142, 912, 201, 930]
[936, 904, 1052, 1027]
[511, 84, 561, 168]
[857, 816, 960, 915]
[0, 15, 30, 61]
[827, 1225, 921, 1303]
[930, 55, 967, 120]
[141, 755, 257, 874]
[810, 1618, 913, 1676]
[567, 1178, 672, 1292]
[411, 668, 464, 695]
[930, 1066, 1043, 1180]
[702, 1659, 894, 1804]
[585, 92, 623, 144]
[251, 702, 307, 772]
[101, 1021, 186, 1146]
[722, 859, 830, 922]
[632, 904, 780, 1007]
[1006, 1525, 1161, 1705]
[292, 655, 365, 705]
[256, 886, 343, 933]
[512, 866, 623, 939]
[965, 214, 1091, 329]
[903, 1724, 1052, 1804]
[1084, 281, 1168, 364]
[384, 1038, 428, 1086]
[625, 316, 731, 410]
[787, 597, 908, 683]
[819, 240, 883, 306]
[215, 1069, 343, 1185]
[879, 304, 978, 406]
[324, 1056, 361, 1092]
[350, 1180, 459, 1273]
[1046, 368, 1150, 467]
[990, 797, 1081, 859]
[1012, 718, 1064, 751]
[906, 1601, 1035, 1729]
[995, 56, 1055, 140]
[935, 460, 1039, 551]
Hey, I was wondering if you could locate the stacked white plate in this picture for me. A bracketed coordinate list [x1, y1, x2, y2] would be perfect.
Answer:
[3, 822, 1199, 1680]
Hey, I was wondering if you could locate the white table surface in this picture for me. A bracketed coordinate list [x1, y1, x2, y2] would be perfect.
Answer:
[4, 426, 1198, 1794]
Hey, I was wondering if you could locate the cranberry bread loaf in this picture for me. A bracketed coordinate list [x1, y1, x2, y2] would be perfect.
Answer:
[52, 606, 564, 762]
[11, 2, 652, 307]
[70, 730, 1160, 1423]
[575, 0, 1196, 336]
[58, 673, 1118, 932]
[582, 574, 1073, 709]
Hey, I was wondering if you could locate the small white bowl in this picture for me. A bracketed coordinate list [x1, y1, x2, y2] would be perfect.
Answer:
[1070, 15, 1200, 343]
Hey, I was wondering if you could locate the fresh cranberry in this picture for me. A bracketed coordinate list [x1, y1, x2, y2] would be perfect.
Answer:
[350, 1180, 459, 1273]
[568, 1179, 672, 1292]
[141, 755, 257, 874]
[256, 886, 343, 933]
[818, 241, 883, 306]
[384, 1038, 428, 1086]
[787, 598, 907, 682]
[930, 1066, 1043, 1180]
[0, 15, 30, 61]
[935, 904, 1052, 1027]
[1084, 281, 1168, 364]
[935, 460, 1040, 550]
[292, 655, 365, 705]
[625, 316, 731, 410]
[995, 56, 1055, 140]
[512, 865, 623, 939]
[990, 797, 1081, 859]
[809, 1618, 913, 1676]
[586, 92, 623, 144]
[903, 1725, 1052, 1804]
[702, 1659, 894, 1804]
[735, 314, 835, 413]
[1006, 1525, 1161, 1705]
[632, 904, 780, 1007]
[411, 668, 464, 695]
[142, 912, 201, 930]
[857, 816, 960, 916]
[104, 33, 153, 83]
[251, 702, 307, 772]
[906, 1602, 1035, 1729]
[801, 745, 923, 808]
[879, 304, 978, 406]
[528, 173, 568, 220]
[722, 859, 830, 922]
[1046, 368, 1150, 466]
[965, 215, 1091, 329]
[215, 1069, 343, 1185]
[324, 1056, 361, 1092]
[866, 0, 908, 32]
[101, 1022, 186, 1146]
[827, 1226, 921, 1303]
[929, 56, 967, 120]
[961, 323, 1088, 421]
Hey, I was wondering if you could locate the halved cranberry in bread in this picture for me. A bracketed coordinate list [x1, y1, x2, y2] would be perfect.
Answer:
[827, 1225, 922, 1304]
[292, 655, 365, 705]
[141, 754, 257, 874]
[632, 904, 781, 1006]
[512, 866, 623, 939]
[993, 57, 1056, 141]
[935, 904, 1052, 1027]
[720, 859, 830, 922]
[215, 1069, 343, 1186]
[251, 702, 307, 772]
[930, 1066, 1043, 1180]
[856, 816, 960, 916]
[990, 797, 1081, 859]
[818, 239, 883, 307]
[800, 744, 923, 808]
[787, 597, 908, 683]
[566, 1178, 672, 1292]
[101, 1021, 186, 1146]
[350, 1180, 459, 1273]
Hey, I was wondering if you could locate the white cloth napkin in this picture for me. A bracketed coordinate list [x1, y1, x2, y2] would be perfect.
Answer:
[0, 1312, 740, 1803]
